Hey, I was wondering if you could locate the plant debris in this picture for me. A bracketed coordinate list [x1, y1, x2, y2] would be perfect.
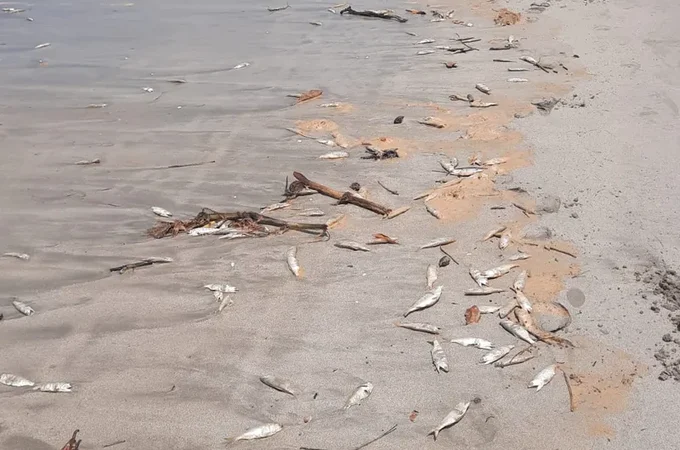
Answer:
[340, 6, 407, 23]
[110, 257, 173, 273]
[60, 430, 81, 450]
[362, 146, 399, 160]
[465, 305, 481, 324]
[295, 89, 323, 103]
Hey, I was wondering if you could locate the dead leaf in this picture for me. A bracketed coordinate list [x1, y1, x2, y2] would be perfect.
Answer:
[409, 410, 419, 422]
[60, 430, 81, 450]
[371, 233, 399, 244]
[465, 305, 481, 324]
[297, 89, 323, 103]
[494, 8, 520, 26]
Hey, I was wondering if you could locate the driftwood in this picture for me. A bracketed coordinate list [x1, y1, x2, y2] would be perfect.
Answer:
[340, 6, 407, 23]
[293, 172, 392, 216]
[148, 208, 328, 239]
[110, 257, 173, 273]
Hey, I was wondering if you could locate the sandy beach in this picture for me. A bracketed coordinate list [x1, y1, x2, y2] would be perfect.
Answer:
[2, 0, 680, 448]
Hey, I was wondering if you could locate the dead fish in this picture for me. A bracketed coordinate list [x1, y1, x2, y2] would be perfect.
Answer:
[513, 270, 527, 291]
[425, 204, 442, 220]
[12, 300, 34, 316]
[326, 214, 345, 228]
[418, 117, 445, 128]
[233, 62, 250, 69]
[500, 319, 536, 344]
[416, 50, 435, 55]
[451, 337, 494, 350]
[508, 252, 531, 261]
[344, 382, 373, 409]
[430, 339, 449, 373]
[469, 268, 488, 287]
[470, 101, 498, 108]
[508, 78, 528, 82]
[429, 402, 470, 440]
[464, 287, 504, 296]
[515, 290, 532, 312]
[499, 231, 512, 249]
[261, 202, 290, 212]
[86, 103, 108, 109]
[298, 208, 325, 217]
[75, 157, 101, 164]
[165, 79, 187, 84]
[286, 246, 302, 278]
[520, 55, 539, 65]
[483, 157, 508, 166]
[316, 138, 336, 147]
[386, 205, 411, 219]
[420, 237, 455, 249]
[498, 298, 518, 318]
[0, 373, 35, 387]
[267, 4, 290, 12]
[515, 307, 574, 347]
[319, 151, 349, 159]
[508, 67, 529, 72]
[320, 102, 340, 108]
[396, 322, 440, 334]
[417, 38, 435, 44]
[213, 290, 225, 303]
[3, 252, 30, 260]
[204, 284, 237, 294]
[260, 376, 296, 396]
[142, 86, 154, 93]
[478, 305, 501, 314]
[406, 31, 418, 36]
[33, 382, 72, 393]
[451, 167, 483, 177]
[483, 226, 506, 241]
[232, 423, 283, 441]
[495, 348, 536, 368]
[426, 265, 438, 289]
[481, 345, 514, 364]
[334, 240, 370, 252]
[217, 295, 233, 312]
[151, 206, 172, 218]
[475, 83, 491, 94]
[528, 364, 557, 391]
[404, 285, 443, 317]
[34, 42, 51, 49]
[481, 264, 518, 279]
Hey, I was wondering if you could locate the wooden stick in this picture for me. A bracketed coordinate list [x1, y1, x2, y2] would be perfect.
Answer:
[544, 244, 577, 258]
[561, 370, 576, 412]
[150, 160, 215, 170]
[352, 424, 398, 450]
[293, 172, 392, 216]
[377, 180, 399, 195]
[199, 210, 328, 233]
[439, 246, 459, 265]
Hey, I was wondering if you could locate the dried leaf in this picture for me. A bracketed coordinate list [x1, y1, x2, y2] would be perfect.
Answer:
[409, 410, 419, 422]
[296, 89, 323, 103]
[60, 430, 81, 450]
[465, 305, 481, 324]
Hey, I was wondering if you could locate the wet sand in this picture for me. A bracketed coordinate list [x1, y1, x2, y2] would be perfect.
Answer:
[1, 0, 680, 449]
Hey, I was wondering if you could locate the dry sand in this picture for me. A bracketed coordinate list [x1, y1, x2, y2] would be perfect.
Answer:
[1, 0, 680, 448]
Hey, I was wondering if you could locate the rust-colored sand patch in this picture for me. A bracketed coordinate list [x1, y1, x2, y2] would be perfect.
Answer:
[295, 119, 339, 133]
[517, 241, 580, 302]
[494, 8, 521, 26]
[427, 175, 502, 222]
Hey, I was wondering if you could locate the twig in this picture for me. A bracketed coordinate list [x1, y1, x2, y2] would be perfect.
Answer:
[267, 3, 289, 12]
[512, 202, 535, 216]
[103, 441, 127, 448]
[544, 244, 577, 258]
[110, 257, 172, 273]
[149, 160, 216, 170]
[439, 246, 459, 265]
[340, 6, 407, 22]
[377, 180, 399, 195]
[352, 424, 398, 450]
[561, 369, 575, 412]
[286, 127, 317, 139]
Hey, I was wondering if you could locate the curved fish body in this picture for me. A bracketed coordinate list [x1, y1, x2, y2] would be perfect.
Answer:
[469, 268, 488, 287]
[515, 290, 532, 312]
[482, 264, 518, 279]
[0, 373, 35, 387]
[286, 246, 302, 278]
[429, 401, 470, 440]
[481, 345, 514, 364]
[404, 286, 443, 317]
[528, 364, 557, 391]
[344, 382, 373, 409]
[495, 348, 536, 368]
[430, 339, 449, 373]
[500, 319, 536, 344]
[12, 300, 34, 316]
[483, 226, 506, 241]
[151, 206, 172, 218]
[233, 423, 282, 441]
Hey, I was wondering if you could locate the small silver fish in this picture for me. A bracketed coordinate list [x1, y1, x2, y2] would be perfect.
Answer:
[420, 237, 455, 250]
[404, 286, 443, 317]
[334, 240, 370, 252]
[513, 270, 527, 291]
[204, 284, 237, 293]
[498, 298, 518, 318]
[469, 268, 488, 287]
[475, 83, 491, 94]
[298, 208, 325, 217]
[344, 382, 373, 409]
[33, 382, 72, 393]
[309, 21, 322, 25]
[316, 138, 336, 147]
[480, 345, 514, 364]
[495, 348, 536, 368]
[483, 157, 508, 166]
[396, 322, 440, 334]
[508, 252, 531, 261]
[508, 67, 529, 72]
[478, 305, 501, 314]
[319, 151, 348, 159]
[75, 157, 101, 164]
[515, 290, 533, 312]
[12, 300, 34, 316]
[261, 202, 290, 213]
[500, 319, 536, 344]
[417, 38, 435, 44]
[0, 373, 35, 387]
[416, 50, 435, 55]
[3, 252, 29, 260]
[469, 101, 498, 108]
[507, 78, 528, 82]
[425, 204, 442, 220]
[151, 206, 172, 218]
[521, 55, 538, 65]
[429, 402, 470, 440]
[426, 265, 438, 289]
[451, 338, 494, 350]
[499, 231, 512, 249]
[406, 31, 418, 36]
[34, 42, 51, 49]
[483, 226, 506, 241]
[464, 287, 504, 296]
[233, 423, 283, 441]
[287, 246, 302, 278]
[260, 376, 296, 396]
[142, 86, 154, 93]
[418, 117, 445, 128]
[319, 102, 340, 108]
[529, 364, 557, 391]
[217, 294, 233, 312]
[430, 339, 449, 373]
[481, 264, 518, 279]
[386, 206, 411, 219]
[233, 62, 250, 69]
[452, 167, 483, 177]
